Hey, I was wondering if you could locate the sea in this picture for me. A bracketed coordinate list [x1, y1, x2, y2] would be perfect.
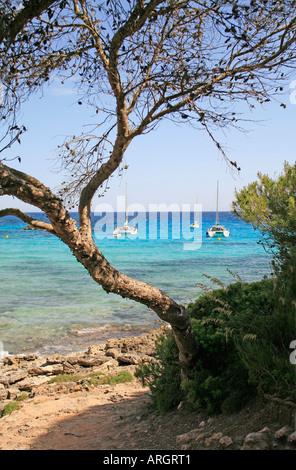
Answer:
[0, 211, 272, 356]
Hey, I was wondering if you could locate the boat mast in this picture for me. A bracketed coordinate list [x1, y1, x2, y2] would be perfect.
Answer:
[125, 182, 128, 224]
[216, 181, 219, 225]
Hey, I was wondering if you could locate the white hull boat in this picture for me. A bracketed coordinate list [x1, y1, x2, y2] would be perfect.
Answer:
[206, 224, 230, 238]
[206, 181, 230, 238]
[113, 183, 137, 237]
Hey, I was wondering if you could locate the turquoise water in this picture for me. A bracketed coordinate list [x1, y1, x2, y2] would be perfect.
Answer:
[0, 211, 272, 355]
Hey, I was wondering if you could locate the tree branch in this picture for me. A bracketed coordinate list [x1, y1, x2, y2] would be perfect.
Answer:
[0, 161, 81, 246]
[0, 208, 56, 234]
[0, 0, 58, 45]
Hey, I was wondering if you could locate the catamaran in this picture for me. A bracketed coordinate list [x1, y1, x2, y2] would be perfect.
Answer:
[206, 181, 230, 238]
[113, 183, 137, 237]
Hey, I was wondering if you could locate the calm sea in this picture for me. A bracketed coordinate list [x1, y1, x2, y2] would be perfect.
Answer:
[0, 211, 272, 355]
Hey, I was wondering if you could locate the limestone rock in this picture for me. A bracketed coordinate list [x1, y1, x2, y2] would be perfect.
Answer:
[241, 428, 271, 450]
[176, 429, 201, 446]
[16, 376, 50, 391]
[274, 425, 293, 440]
[0, 389, 8, 401]
[219, 436, 234, 448]
[7, 388, 21, 400]
[287, 431, 296, 445]
[0, 370, 28, 386]
[117, 353, 155, 365]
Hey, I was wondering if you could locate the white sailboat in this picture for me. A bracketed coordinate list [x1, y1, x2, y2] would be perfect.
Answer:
[206, 181, 230, 238]
[190, 195, 200, 228]
[113, 183, 137, 237]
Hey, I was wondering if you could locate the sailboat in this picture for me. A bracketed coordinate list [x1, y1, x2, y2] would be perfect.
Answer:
[206, 181, 230, 238]
[113, 183, 138, 237]
[190, 195, 200, 228]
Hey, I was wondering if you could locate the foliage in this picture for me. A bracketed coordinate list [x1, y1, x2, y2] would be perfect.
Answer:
[137, 277, 296, 414]
[231, 162, 296, 399]
[97, 370, 134, 385]
[232, 162, 296, 268]
[1, 392, 28, 417]
[16, 392, 28, 402]
[48, 373, 85, 384]
[2, 401, 20, 416]
[135, 331, 182, 414]
[234, 260, 296, 399]
[49, 370, 134, 386]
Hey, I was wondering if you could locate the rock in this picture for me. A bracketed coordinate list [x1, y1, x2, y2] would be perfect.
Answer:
[45, 354, 109, 368]
[219, 436, 234, 448]
[7, 388, 21, 400]
[62, 362, 77, 374]
[16, 376, 50, 391]
[76, 356, 110, 367]
[287, 431, 296, 445]
[3, 354, 38, 365]
[117, 353, 153, 365]
[176, 429, 201, 446]
[105, 348, 120, 359]
[0, 370, 28, 386]
[45, 356, 64, 364]
[0, 389, 8, 401]
[274, 425, 293, 440]
[204, 432, 224, 448]
[241, 428, 271, 450]
[96, 358, 118, 373]
[3, 356, 18, 366]
[19, 354, 39, 362]
[87, 345, 105, 355]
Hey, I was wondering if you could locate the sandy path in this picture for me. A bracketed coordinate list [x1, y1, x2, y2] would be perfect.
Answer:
[0, 380, 153, 450]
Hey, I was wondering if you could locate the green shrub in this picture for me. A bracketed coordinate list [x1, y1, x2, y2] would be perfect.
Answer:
[48, 373, 85, 384]
[2, 401, 20, 416]
[98, 370, 134, 385]
[135, 331, 182, 414]
[137, 276, 296, 415]
[233, 270, 296, 399]
[16, 392, 28, 402]
[181, 317, 255, 414]
[49, 370, 134, 386]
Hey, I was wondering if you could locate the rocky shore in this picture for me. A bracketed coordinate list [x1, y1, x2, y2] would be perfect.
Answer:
[0, 328, 296, 451]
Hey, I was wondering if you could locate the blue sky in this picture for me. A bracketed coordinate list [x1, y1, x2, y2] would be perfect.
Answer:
[1, 78, 296, 213]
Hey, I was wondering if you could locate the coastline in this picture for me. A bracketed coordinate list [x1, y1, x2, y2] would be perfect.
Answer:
[3, 321, 166, 358]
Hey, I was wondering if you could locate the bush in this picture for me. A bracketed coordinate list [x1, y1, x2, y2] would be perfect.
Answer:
[137, 276, 296, 415]
[2, 401, 20, 416]
[135, 331, 182, 414]
[233, 265, 296, 399]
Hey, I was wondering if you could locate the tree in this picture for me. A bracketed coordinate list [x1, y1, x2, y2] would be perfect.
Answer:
[232, 162, 296, 389]
[1, 0, 296, 378]
[0, 0, 58, 45]
[232, 161, 296, 269]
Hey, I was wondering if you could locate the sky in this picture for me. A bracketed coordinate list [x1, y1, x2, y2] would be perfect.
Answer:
[1, 77, 296, 213]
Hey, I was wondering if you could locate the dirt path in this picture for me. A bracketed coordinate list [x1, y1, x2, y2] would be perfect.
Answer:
[0, 376, 202, 451]
[0, 329, 295, 452]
